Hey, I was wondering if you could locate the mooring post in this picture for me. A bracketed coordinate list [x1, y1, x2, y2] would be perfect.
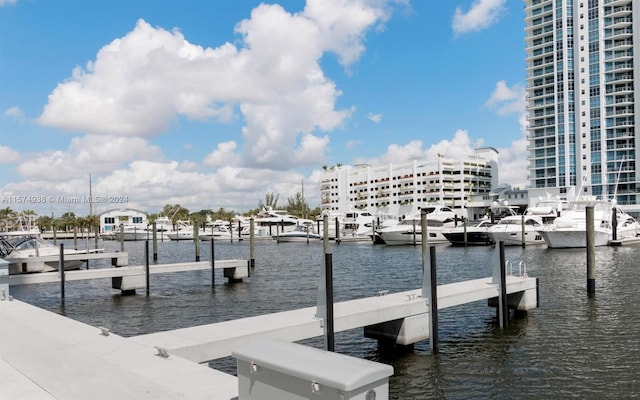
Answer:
[611, 205, 617, 242]
[52, 228, 57, 245]
[229, 220, 233, 243]
[59, 244, 65, 301]
[238, 220, 242, 241]
[194, 224, 200, 261]
[335, 216, 341, 244]
[421, 211, 438, 352]
[498, 241, 508, 329]
[152, 222, 158, 261]
[463, 219, 468, 246]
[119, 224, 124, 252]
[210, 238, 215, 287]
[73, 229, 77, 250]
[521, 214, 526, 248]
[145, 240, 150, 296]
[586, 206, 596, 294]
[323, 215, 329, 254]
[324, 252, 335, 352]
[250, 218, 255, 269]
[412, 219, 417, 246]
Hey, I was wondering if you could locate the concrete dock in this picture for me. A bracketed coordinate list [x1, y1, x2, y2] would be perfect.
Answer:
[1, 267, 537, 399]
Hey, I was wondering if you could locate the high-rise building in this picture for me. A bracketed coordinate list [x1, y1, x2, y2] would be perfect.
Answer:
[525, 0, 639, 213]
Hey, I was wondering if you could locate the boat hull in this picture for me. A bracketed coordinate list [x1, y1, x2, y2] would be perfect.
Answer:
[443, 231, 494, 246]
[489, 229, 546, 246]
[377, 227, 449, 246]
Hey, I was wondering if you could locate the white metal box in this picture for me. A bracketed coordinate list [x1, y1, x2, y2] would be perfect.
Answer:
[233, 338, 393, 400]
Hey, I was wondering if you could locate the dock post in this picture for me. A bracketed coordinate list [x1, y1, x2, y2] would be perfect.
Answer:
[611, 205, 617, 242]
[94, 225, 99, 249]
[119, 224, 124, 252]
[324, 253, 335, 352]
[586, 206, 596, 294]
[59, 244, 65, 301]
[145, 240, 150, 296]
[249, 218, 255, 269]
[498, 241, 508, 329]
[323, 215, 329, 254]
[73, 229, 77, 250]
[521, 214, 526, 248]
[463, 220, 468, 246]
[421, 209, 438, 352]
[335, 216, 340, 244]
[210, 238, 215, 287]
[412, 219, 417, 246]
[152, 222, 158, 261]
[194, 225, 200, 261]
[229, 220, 234, 243]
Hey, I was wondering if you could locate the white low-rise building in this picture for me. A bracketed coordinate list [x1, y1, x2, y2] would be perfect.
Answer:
[320, 148, 501, 219]
[99, 208, 148, 234]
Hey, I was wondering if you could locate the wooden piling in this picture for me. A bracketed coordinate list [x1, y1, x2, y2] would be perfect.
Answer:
[611, 205, 617, 242]
[586, 206, 596, 294]
[73, 229, 77, 250]
[145, 240, 150, 296]
[210, 238, 215, 287]
[429, 246, 438, 353]
[498, 241, 508, 329]
[59, 244, 65, 301]
[249, 218, 255, 269]
[335, 216, 340, 244]
[119, 224, 124, 252]
[521, 214, 526, 248]
[152, 222, 158, 261]
[194, 225, 200, 262]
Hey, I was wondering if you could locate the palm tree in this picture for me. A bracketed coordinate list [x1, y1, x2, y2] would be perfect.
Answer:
[0, 207, 16, 231]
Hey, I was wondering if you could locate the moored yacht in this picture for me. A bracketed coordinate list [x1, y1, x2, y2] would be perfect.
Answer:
[376, 205, 457, 245]
[537, 197, 640, 248]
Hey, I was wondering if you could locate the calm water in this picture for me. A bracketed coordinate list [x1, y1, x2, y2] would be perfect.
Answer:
[9, 238, 640, 399]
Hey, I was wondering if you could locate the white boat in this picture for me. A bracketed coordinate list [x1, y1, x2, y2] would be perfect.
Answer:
[488, 197, 569, 246]
[0, 233, 94, 274]
[377, 205, 457, 245]
[443, 203, 518, 246]
[273, 224, 322, 242]
[253, 207, 315, 236]
[200, 220, 233, 241]
[339, 210, 397, 242]
[166, 221, 205, 241]
[537, 197, 640, 248]
[116, 224, 149, 241]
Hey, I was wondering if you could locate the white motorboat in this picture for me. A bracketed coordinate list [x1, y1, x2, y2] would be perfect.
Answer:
[0, 233, 93, 274]
[377, 205, 457, 245]
[488, 197, 569, 246]
[116, 224, 149, 241]
[273, 224, 322, 243]
[253, 207, 315, 236]
[200, 220, 233, 241]
[442, 219, 496, 246]
[166, 221, 205, 241]
[537, 197, 640, 248]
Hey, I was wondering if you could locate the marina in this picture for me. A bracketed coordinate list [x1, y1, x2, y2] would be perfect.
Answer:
[2, 235, 640, 398]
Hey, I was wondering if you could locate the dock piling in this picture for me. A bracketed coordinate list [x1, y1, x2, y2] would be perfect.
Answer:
[145, 240, 150, 296]
[249, 218, 255, 269]
[586, 206, 596, 294]
[59, 244, 65, 301]
[498, 241, 508, 329]
[152, 222, 158, 261]
[119, 224, 124, 252]
[210, 238, 215, 287]
[324, 253, 335, 352]
[194, 225, 200, 261]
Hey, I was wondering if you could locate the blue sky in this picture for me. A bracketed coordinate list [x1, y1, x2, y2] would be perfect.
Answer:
[0, 0, 528, 216]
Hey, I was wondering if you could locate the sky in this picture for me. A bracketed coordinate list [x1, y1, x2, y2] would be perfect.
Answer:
[0, 0, 529, 217]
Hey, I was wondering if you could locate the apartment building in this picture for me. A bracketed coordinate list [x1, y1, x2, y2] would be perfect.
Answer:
[525, 0, 640, 213]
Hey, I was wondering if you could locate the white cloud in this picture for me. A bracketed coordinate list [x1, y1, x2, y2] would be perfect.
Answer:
[367, 112, 382, 123]
[4, 106, 25, 123]
[203, 141, 241, 168]
[452, 0, 506, 36]
[16, 135, 161, 181]
[0, 0, 17, 6]
[38, 0, 397, 171]
[0, 146, 20, 163]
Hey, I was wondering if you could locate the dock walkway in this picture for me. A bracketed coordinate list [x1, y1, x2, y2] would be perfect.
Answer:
[1, 274, 537, 399]
[131, 275, 537, 363]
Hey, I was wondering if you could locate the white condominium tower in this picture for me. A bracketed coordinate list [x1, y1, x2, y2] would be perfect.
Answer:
[525, 0, 639, 211]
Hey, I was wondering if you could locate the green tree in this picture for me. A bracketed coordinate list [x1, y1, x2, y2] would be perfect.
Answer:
[35, 215, 54, 232]
[286, 191, 310, 218]
[0, 207, 16, 231]
[160, 204, 189, 224]
[59, 212, 77, 232]
[257, 192, 280, 211]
